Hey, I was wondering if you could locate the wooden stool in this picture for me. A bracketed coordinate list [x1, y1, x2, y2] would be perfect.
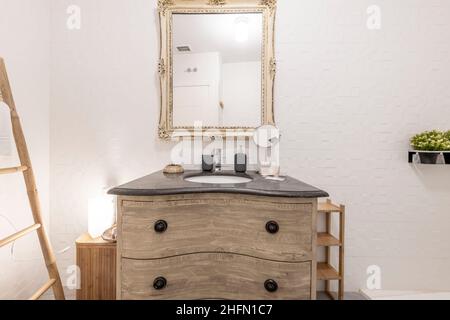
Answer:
[76, 234, 116, 300]
[317, 199, 345, 300]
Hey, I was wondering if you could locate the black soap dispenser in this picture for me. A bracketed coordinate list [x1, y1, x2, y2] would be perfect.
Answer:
[202, 154, 214, 172]
[234, 147, 247, 173]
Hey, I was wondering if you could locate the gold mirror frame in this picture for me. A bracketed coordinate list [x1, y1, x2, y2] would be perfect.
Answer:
[158, 0, 277, 139]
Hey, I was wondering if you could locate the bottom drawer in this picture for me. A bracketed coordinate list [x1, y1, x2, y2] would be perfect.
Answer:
[121, 253, 312, 300]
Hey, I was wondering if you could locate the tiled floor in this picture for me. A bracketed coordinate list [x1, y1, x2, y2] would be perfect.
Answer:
[40, 288, 75, 300]
[41, 290, 365, 300]
[361, 290, 450, 300]
[317, 292, 366, 300]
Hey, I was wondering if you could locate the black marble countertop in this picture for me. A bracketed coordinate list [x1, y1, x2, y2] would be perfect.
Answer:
[108, 170, 329, 198]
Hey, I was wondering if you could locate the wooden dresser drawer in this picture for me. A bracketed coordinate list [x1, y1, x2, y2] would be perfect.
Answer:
[121, 253, 312, 300]
[120, 194, 314, 262]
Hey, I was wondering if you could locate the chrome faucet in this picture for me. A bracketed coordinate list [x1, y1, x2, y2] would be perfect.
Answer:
[213, 148, 222, 172]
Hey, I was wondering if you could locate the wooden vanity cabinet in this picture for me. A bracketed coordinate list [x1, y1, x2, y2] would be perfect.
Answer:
[116, 193, 317, 300]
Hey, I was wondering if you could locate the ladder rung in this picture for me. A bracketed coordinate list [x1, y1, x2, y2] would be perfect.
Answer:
[29, 279, 56, 300]
[0, 165, 28, 175]
[0, 223, 41, 248]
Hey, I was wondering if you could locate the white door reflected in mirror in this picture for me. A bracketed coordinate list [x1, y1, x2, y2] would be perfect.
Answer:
[172, 13, 263, 128]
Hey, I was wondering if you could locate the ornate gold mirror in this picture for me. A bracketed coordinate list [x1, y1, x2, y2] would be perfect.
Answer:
[158, 0, 277, 139]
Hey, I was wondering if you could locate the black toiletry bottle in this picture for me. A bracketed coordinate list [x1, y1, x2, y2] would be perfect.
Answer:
[234, 150, 247, 173]
[202, 154, 214, 172]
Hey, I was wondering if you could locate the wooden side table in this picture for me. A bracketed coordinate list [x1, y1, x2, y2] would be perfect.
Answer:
[76, 234, 116, 300]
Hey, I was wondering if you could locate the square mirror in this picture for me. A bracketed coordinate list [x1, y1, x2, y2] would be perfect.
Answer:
[158, 0, 277, 139]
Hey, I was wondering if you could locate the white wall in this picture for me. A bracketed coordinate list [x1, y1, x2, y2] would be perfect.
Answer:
[48, 0, 450, 296]
[222, 61, 261, 127]
[0, 0, 51, 299]
[172, 12, 262, 63]
[173, 52, 221, 127]
[49, 0, 173, 289]
[277, 0, 450, 291]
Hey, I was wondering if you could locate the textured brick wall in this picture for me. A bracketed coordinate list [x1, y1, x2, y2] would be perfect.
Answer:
[48, 0, 450, 297]
[276, 0, 450, 291]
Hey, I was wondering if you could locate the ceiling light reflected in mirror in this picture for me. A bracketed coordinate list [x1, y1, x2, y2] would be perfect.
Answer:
[235, 17, 249, 43]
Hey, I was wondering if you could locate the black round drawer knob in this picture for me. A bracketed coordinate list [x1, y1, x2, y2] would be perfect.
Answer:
[153, 277, 167, 290]
[264, 279, 278, 293]
[266, 221, 279, 234]
[154, 220, 168, 233]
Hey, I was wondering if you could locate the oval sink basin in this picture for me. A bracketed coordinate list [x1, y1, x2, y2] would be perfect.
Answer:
[185, 175, 252, 184]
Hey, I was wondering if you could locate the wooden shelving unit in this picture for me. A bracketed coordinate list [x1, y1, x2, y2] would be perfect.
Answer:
[317, 199, 345, 300]
[317, 232, 341, 247]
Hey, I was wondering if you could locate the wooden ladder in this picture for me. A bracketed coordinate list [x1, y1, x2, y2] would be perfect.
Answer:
[0, 58, 65, 300]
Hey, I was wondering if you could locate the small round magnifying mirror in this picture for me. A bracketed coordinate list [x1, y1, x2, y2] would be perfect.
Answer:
[253, 125, 280, 148]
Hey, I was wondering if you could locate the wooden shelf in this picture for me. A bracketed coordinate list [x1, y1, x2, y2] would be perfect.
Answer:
[317, 263, 341, 281]
[0, 165, 27, 175]
[317, 232, 341, 247]
[318, 202, 342, 213]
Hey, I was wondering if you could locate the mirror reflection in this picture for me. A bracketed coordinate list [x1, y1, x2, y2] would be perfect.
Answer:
[172, 13, 263, 128]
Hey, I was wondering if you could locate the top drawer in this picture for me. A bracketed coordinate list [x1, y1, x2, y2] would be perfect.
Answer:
[119, 194, 314, 262]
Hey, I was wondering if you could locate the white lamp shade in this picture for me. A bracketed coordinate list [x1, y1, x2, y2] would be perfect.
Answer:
[88, 196, 115, 238]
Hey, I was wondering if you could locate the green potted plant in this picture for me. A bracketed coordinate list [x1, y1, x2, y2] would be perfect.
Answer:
[444, 130, 450, 164]
[410, 130, 450, 164]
